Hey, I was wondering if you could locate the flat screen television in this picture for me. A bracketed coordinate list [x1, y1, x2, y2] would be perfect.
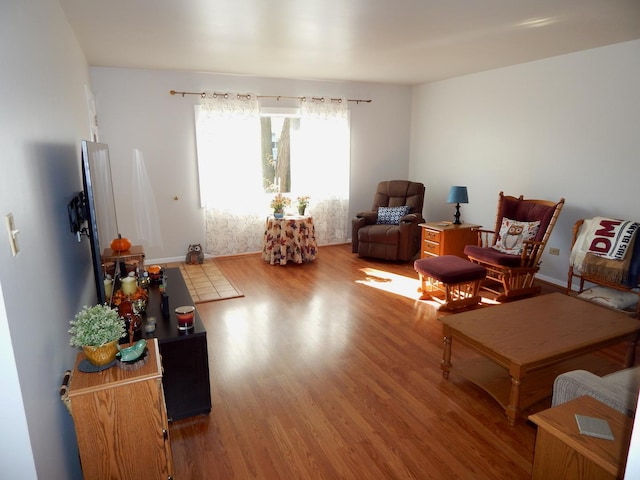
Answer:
[81, 140, 119, 304]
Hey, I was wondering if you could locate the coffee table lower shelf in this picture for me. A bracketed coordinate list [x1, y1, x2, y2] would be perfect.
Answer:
[452, 353, 623, 418]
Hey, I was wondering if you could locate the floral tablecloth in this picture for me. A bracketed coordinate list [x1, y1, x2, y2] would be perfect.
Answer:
[262, 215, 317, 265]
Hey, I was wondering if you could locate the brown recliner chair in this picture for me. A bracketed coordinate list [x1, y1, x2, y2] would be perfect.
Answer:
[352, 180, 425, 261]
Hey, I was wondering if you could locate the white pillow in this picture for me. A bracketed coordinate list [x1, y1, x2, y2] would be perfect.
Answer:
[492, 218, 540, 255]
[577, 286, 638, 310]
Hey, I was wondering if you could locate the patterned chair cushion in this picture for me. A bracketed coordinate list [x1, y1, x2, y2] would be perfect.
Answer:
[577, 286, 638, 310]
[492, 217, 540, 255]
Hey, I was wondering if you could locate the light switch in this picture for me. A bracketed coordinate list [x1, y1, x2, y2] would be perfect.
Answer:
[5, 213, 20, 256]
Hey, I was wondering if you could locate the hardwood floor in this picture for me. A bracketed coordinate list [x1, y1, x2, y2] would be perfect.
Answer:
[168, 244, 631, 479]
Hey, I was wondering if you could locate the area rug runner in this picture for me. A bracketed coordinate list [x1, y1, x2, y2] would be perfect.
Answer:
[178, 260, 244, 304]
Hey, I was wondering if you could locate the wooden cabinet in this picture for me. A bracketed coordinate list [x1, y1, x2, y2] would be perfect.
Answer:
[529, 395, 633, 480]
[101, 245, 146, 278]
[419, 222, 481, 258]
[144, 267, 212, 421]
[101, 244, 146, 266]
[66, 338, 174, 479]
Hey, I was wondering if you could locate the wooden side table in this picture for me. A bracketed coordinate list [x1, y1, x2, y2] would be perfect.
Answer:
[419, 222, 480, 259]
[101, 245, 145, 274]
[64, 338, 174, 478]
[529, 395, 633, 479]
[262, 215, 317, 265]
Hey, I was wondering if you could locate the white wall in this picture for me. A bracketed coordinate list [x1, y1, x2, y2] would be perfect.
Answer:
[0, 1, 93, 478]
[410, 38, 640, 473]
[410, 40, 640, 285]
[89, 68, 413, 261]
[0, 282, 35, 478]
[625, 395, 640, 478]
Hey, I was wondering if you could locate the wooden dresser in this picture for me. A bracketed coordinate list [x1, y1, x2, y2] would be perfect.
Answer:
[419, 222, 481, 258]
[65, 338, 174, 479]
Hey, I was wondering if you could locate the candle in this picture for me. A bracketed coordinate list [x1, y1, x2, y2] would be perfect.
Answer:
[104, 278, 113, 299]
[175, 305, 195, 330]
[121, 276, 137, 296]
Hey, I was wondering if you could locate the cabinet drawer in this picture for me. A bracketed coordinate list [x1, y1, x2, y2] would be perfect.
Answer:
[422, 241, 440, 256]
[423, 229, 441, 243]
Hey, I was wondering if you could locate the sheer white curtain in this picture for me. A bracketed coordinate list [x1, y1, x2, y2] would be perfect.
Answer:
[291, 98, 350, 244]
[195, 94, 351, 256]
[195, 94, 265, 256]
[131, 149, 163, 248]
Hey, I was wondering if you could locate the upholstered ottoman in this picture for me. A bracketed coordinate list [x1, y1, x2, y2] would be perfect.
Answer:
[414, 255, 486, 310]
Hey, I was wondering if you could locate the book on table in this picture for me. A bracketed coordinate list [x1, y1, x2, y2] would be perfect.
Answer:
[575, 414, 615, 440]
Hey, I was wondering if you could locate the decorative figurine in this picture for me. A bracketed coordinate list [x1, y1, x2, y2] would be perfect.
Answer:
[185, 243, 204, 264]
[116, 339, 147, 362]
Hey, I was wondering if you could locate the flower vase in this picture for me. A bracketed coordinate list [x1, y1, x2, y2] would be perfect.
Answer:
[298, 205, 306, 215]
[83, 340, 119, 366]
[274, 210, 284, 219]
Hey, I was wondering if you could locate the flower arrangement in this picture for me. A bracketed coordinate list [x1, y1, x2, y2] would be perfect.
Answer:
[297, 196, 311, 208]
[270, 193, 291, 212]
[69, 304, 126, 348]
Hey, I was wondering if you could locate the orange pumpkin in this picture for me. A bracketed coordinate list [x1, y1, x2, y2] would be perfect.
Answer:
[110, 234, 131, 252]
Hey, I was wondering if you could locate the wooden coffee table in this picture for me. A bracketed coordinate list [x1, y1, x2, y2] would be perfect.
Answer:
[441, 293, 640, 425]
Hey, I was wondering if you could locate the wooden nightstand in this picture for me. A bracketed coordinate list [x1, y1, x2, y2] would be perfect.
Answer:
[101, 245, 145, 275]
[419, 222, 481, 259]
[102, 244, 145, 265]
[529, 395, 633, 480]
[64, 338, 174, 478]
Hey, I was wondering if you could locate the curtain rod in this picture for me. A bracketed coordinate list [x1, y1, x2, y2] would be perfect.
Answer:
[169, 90, 371, 104]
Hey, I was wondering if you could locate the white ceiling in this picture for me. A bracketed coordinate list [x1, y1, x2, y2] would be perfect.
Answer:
[59, 0, 640, 85]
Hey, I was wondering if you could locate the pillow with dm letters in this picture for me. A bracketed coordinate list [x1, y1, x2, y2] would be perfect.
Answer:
[492, 217, 540, 255]
[376, 206, 411, 225]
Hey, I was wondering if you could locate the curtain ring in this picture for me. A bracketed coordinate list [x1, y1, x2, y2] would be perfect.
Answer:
[200, 92, 206, 99]
[224, 93, 229, 99]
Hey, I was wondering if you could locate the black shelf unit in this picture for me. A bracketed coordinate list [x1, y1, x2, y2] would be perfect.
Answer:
[143, 267, 212, 421]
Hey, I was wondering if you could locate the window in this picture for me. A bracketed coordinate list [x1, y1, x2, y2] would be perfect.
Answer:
[195, 96, 350, 256]
[260, 109, 299, 193]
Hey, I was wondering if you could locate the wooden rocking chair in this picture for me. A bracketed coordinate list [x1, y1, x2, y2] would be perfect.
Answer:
[464, 192, 564, 301]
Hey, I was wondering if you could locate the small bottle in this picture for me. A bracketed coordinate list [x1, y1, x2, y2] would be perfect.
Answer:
[160, 292, 170, 318]
[138, 271, 150, 288]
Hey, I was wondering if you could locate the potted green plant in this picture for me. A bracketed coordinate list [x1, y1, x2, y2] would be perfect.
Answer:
[69, 304, 126, 366]
[296, 195, 310, 215]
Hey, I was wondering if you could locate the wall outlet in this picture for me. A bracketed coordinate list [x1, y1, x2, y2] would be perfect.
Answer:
[549, 247, 560, 256]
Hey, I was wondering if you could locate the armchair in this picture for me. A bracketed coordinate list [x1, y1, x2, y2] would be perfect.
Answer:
[352, 180, 425, 261]
[464, 192, 564, 301]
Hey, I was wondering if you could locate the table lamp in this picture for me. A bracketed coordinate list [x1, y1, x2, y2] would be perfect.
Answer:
[447, 186, 468, 225]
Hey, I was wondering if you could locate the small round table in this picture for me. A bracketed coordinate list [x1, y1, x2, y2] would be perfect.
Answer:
[262, 215, 317, 265]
